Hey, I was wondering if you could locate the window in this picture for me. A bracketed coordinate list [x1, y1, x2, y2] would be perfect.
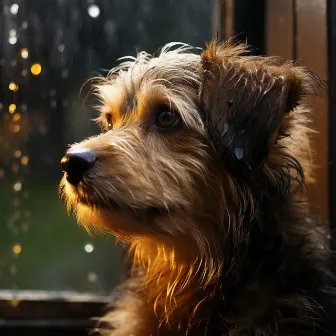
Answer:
[0, 0, 211, 334]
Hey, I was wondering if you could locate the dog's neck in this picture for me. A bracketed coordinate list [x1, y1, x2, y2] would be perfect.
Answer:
[128, 237, 222, 328]
[127, 195, 329, 333]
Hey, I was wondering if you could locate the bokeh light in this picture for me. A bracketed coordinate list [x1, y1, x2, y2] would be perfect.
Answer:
[31, 63, 42, 75]
[21, 48, 29, 59]
[9, 104, 16, 113]
[9, 82, 18, 91]
[9, 36, 17, 45]
[10, 4, 19, 15]
[13, 182, 22, 192]
[13, 113, 21, 121]
[88, 5, 100, 18]
[21, 156, 29, 165]
[12, 244, 22, 255]
[14, 150, 21, 158]
[84, 243, 94, 253]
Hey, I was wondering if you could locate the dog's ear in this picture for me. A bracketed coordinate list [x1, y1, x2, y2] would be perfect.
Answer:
[199, 40, 325, 175]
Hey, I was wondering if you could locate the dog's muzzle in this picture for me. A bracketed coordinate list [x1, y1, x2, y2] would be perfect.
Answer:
[61, 148, 96, 186]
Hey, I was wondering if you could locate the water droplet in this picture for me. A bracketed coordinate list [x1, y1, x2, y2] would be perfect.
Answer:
[223, 123, 229, 136]
[9, 36, 17, 45]
[10, 4, 19, 15]
[13, 244, 22, 255]
[13, 181, 22, 191]
[14, 150, 21, 158]
[31, 63, 42, 75]
[9, 82, 18, 91]
[9, 104, 16, 113]
[234, 148, 244, 160]
[13, 113, 21, 121]
[21, 48, 29, 59]
[21, 156, 29, 165]
[58, 44, 65, 52]
[13, 125, 20, 133]
[9, 29, 16, 37]
[88, 4, 100, 18]
[84, 243, 94, 253]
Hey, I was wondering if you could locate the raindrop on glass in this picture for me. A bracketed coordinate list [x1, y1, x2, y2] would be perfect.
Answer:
[9, 4, 19, 15]
[9, 36, 17, 45]
[88, 4, 100, 18]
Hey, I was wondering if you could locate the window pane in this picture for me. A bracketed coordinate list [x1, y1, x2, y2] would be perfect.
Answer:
[0, 0, 211, 294]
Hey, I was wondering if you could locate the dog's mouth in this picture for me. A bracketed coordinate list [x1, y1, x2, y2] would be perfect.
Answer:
[63, 179, 179, 219]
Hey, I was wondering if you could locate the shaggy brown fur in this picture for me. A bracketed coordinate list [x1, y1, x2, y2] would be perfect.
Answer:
[60, 40, 334, 336]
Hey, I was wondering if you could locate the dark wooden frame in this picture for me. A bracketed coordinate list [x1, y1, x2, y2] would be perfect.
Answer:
[215, 0, 333, 231]
[327, 0, 336, 248]
[213, 0, 265, 55]
[0, 290, 109, 336]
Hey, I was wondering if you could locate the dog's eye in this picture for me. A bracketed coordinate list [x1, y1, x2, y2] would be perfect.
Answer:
[156, 110, 178, 129]
[105, 114, 113, 131]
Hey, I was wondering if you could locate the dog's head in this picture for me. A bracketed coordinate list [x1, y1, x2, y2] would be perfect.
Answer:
[60, 40, 324, 260]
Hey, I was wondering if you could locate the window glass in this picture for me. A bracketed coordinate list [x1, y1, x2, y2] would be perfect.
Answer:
[0, 0, 211, 294]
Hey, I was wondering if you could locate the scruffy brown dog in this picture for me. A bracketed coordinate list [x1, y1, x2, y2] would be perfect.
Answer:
[60, 40, 335, 336]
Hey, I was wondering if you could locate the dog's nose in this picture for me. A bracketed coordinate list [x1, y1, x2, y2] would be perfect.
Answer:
[61, 149, 96, 185]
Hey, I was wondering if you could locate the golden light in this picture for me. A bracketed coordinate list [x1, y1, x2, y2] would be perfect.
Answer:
[21, 48, 29, 59]
[9, 104, 16, 113]
[31, 63, 42, 75]
[13, 181, 22, 191]
[13, 244, 22, 255]
[14, 150, 21, 158]
[9, 82, 18, 91]
[13, 125, 20, 133]
[13, 113, 21, 121]
[21, 156, 29, 165]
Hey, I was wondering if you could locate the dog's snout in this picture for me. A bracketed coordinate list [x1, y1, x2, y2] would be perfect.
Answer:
[61, 148, 96, 185]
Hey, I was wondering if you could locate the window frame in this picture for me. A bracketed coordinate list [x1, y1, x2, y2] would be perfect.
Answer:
[0, 290, 109, 335]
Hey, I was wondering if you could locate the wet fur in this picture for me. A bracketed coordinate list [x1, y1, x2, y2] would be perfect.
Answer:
[60, 40, 334, 335]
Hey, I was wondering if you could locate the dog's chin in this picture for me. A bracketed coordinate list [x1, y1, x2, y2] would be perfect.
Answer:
[60, 178, 177, 238]
[73, 202, 177, 241]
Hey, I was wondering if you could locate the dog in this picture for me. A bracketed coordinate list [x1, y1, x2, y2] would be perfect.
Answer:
[59, 40, 336, 335]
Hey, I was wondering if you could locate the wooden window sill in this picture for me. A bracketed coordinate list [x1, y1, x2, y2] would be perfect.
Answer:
[0, 290, 110, 335]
